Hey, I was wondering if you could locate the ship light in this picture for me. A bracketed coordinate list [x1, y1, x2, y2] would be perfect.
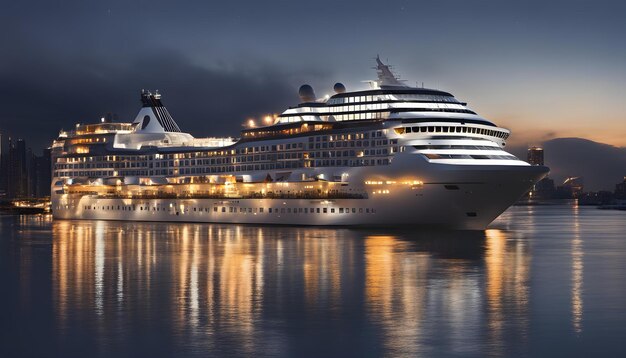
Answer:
[263, 115, 274, 125]
[248, 119, 256, 128]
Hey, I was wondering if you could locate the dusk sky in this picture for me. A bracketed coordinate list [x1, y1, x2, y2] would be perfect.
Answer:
[1, 0, 625, 151]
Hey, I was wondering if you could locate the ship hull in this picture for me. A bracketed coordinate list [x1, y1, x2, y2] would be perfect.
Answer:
[52, 164, 548, 230]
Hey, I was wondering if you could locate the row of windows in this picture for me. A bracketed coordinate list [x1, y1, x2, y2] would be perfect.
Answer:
[242, 123, 331, 137]
[326, 94, 459, 105]
[328, 104, 388, 113]
[310, 132, 384, 141]
[284, 107, 474, 122]
[235, 142, 304, 153]
[423, 153, 518, 160]
[331, 112, 388, 121]
[309, 140, 395, 150]
[401, 125, 509, 139]
[68, 137, 107, 145]
[413, 145, 500, 150]
[53, 157, 394, 177]
[79, 205, 376, 215]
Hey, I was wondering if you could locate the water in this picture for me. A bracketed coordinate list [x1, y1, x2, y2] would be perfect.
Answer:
[1, 205, 625, 357]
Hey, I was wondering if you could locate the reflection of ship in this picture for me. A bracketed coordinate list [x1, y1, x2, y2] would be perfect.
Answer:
[50, 58, 548, 229]
[46, 220, 530, 356]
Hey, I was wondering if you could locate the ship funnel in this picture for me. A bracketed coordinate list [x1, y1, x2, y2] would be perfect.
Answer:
[298, 84, 316, 103]
[132, 90, 182, 133]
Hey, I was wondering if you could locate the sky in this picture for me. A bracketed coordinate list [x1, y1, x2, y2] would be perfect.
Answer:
[1, 0, 625, 152]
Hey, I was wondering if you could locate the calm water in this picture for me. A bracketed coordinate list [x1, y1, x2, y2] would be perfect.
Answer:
[1, 205, 625, 357]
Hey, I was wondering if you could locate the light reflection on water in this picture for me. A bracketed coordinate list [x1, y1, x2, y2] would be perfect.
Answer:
[2, 205, 626, 357]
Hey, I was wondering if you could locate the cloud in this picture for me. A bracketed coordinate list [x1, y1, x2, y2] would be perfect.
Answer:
[0, 48, 319, 151]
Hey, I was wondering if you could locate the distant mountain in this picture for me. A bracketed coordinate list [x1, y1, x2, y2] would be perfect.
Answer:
[511, 138, 626, 191]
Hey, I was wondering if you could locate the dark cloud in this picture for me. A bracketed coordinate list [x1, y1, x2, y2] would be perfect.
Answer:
[1, 0, 626, 152]
[0, 47, 323, 151]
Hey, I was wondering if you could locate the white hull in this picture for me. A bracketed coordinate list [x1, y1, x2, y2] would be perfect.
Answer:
[52, 164, 547, 230]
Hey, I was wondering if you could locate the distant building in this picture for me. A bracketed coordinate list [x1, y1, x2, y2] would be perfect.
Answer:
[532, 177, 556, 199]
[527, 146, 544, 166]
[35, 148, 52, 197]
[27, 147, 37, 197]
[615, 177, 626, 199]
[558, 177, 584, 199]
[525, 146, 548, 199]
[1, 137, 51, 199]
[6, 138, 28, 198]
[0, 132, 6, 198]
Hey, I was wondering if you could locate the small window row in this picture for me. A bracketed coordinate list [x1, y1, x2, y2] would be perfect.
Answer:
[401, 125, 509, 139]
[81, 205, 376, 215]
[423, 153, 518, 160]
[413, 145, 500, 150]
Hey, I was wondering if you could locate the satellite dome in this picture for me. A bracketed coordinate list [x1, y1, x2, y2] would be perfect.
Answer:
[298, 84, 316, 103]
[333, 82, 346, 94]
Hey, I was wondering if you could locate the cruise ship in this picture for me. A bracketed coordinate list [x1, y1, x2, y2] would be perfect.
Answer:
[51, 57, 548, 229]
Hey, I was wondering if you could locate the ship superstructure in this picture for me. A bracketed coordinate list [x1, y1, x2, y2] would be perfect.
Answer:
[51, 58, 548, 229]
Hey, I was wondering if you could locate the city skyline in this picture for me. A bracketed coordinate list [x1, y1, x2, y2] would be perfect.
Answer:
[0, 133, 51, 199]
[1, 0, 625, 152]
